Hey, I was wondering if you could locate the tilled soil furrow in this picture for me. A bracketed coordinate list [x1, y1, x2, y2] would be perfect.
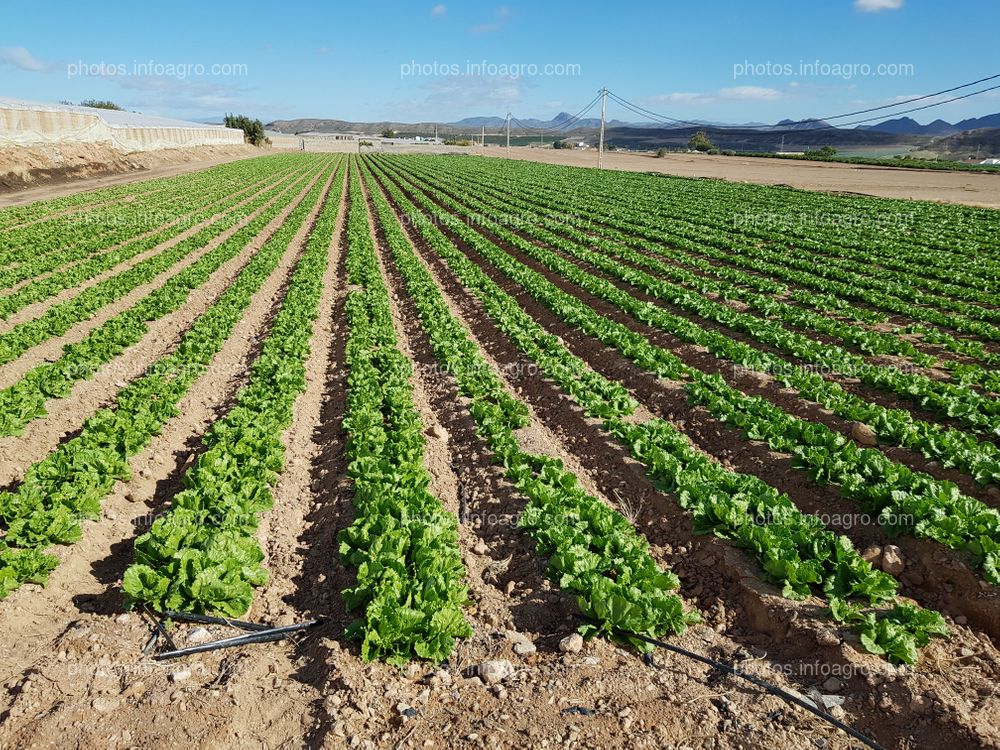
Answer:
[0, 167, 302, 338]
[0, 171, 316, 488]
[364, 161, 1000, 750]
[0, 162, 332, 703]
[0, 170, 311, 395]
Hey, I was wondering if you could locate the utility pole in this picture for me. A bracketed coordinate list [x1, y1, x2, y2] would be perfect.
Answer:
[598, 87, 608, 169]
[779, 134, 785, 154]
[434, 123, 438, 142]
[506, 112, 511, 158]
[482, 124, 485, 147]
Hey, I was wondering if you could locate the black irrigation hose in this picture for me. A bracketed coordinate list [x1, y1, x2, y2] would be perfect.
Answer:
[614, 628, 886, 750]
[159, 610, 274, 632]
[152, 619, 324, 661]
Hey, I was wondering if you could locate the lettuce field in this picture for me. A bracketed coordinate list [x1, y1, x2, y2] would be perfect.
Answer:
[0, 152, 998, 749]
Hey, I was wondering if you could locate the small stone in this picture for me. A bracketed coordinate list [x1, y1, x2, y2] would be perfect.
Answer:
[881, 545, 905, 576]
[429, 424, 449, 441]
[432, 669, 452, 686]
[169, 668, 192, 683]
[829, 705, 846, 720]
[186, 627, 213, 645]
[861, 545, 882, 565]
[909, 694, 932, 714]
[851, 422, 878, 446]
[473, 540, 488, 555]
[466, 660, 514, 685]
[559, 633, 584, 653]
[959, 647, 974, 658]
[505, 580, 515, 595]
[115, 613, 130, 625]
[582, 656, 600, 667]
[822, 677, 843, 693]
[955, 615, 968, 626]
[513, 641, 536, 656]
[91, 697, 116, 714]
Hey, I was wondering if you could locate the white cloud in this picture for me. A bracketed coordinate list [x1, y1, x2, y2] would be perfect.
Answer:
[647, 86, 782, 106]
[854, 0, 903, 12]
[719, 86, 783, 101]
[430, 4, 446, 16]
[390, 74, 527, 119]
[471, 5, 511, 33]
[0, 46, 52, 73]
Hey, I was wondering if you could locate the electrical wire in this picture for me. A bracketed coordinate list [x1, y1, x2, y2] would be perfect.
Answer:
[494, 73, 1000, 139]
[507, 91, 603, 134]
[607, 73, 1000, 131]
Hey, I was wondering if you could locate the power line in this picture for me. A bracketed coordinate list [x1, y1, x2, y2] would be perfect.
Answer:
[608, 82, 1000, 134]
[492, 72, 1000, 146]
[507, 91, 603, 135]
[607, 73, 1000, 131]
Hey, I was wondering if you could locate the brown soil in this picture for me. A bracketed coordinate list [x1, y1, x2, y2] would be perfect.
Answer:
[0, 166, 309, 397]
[0, 168, 312, 487]
[1, 157, 998, 750]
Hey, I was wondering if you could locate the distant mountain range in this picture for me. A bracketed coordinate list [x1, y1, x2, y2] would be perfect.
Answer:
[861, 113, 1000, 135]
[267, 111, 1000, 137]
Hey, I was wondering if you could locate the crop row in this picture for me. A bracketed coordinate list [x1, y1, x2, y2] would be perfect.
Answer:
[365, 157, 950, 663]
[386, 157, 1000, 485]
[372, 157, 1000, 589]
[0, 157, 337, 599]
[334, 161, 473, 664]
[419, 156, 1000, 344]
[124, 158, 345, 617]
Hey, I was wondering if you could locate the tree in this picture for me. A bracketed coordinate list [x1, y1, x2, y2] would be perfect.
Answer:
[804, 145, 837, 159]
[381, 129, 396, 138]
[224, 113, 267, 146]
[688, 131, 715, 152]
[79, 99, 124, 110]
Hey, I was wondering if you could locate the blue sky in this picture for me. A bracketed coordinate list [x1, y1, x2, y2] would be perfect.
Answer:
[2, 0, 998, 125]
